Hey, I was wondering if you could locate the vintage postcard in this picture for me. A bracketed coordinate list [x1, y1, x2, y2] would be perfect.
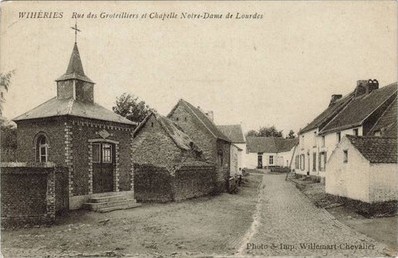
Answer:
[0, 0, 397, 257]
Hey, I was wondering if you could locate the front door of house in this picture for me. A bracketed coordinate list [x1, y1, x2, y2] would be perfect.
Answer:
[257, 154, 263, 169]
[92, 142, 114, 193]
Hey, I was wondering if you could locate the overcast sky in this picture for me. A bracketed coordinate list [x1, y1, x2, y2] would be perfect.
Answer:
[1, 1, 397, 135]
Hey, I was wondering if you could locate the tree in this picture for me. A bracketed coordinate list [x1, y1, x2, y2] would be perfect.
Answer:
[245, 126, 283, 138]
[286, 130, 296, 139]
[246, 130, 258, 137]
[112, 93, 152, 123]
[0, 70, 16, 115]
[258, 126, 283, 137]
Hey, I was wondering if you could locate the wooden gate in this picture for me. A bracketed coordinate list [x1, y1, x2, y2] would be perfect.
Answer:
[92, 142, 115, 193]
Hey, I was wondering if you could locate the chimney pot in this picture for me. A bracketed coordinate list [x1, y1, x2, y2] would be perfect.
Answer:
[329, 94, 342, 107]
[355, 79, 379, 97]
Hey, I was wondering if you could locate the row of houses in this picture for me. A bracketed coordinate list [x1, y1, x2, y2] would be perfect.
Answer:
[3, 41, 249, 221]
[295, 79, 397, 205]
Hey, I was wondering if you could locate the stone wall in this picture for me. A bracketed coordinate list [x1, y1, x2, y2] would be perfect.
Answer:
[0, 163, 67, 227]
[134, 163, 215, 202]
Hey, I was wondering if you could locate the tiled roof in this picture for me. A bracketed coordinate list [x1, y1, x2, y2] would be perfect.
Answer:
[56, 43, 93, 83]
[169, 99, 231, 142]
[13, 97, 136, 125]
[300, 92, 354, 134]
[134, 112, 201, 152]
[346, 135, 397, 164]
[246, 137, 298, 153]
[217, 124, 245, 143]
[368, 98, 397, 138]
[321, 83, 397, 134]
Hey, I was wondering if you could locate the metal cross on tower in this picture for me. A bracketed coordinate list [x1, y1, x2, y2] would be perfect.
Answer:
[71, 20, 81, 43]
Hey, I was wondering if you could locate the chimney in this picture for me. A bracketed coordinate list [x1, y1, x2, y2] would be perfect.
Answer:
[329, 94, 342, 107]
[355, 79, 379, 97]
[205, 111, 214, 121]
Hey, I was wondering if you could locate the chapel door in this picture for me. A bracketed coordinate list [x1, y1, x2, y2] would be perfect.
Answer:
[92, 142, 115, 193]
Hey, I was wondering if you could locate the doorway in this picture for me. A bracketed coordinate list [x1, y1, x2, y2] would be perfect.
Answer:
[92, 142, 115, 193]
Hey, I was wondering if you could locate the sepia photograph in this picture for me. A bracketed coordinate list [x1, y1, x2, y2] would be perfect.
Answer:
[0, 1, 397, 257]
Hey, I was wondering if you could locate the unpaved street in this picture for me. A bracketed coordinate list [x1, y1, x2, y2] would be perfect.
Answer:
[1, 172, 390, 257]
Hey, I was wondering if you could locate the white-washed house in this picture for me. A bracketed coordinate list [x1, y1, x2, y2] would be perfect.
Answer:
[217, 124, 246, 171]
[295, 80, 397, 179]
[326, 135, 398, 203]
[246, 137, 298, 169]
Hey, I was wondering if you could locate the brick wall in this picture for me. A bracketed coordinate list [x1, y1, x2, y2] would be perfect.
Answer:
[134, 164, 173, 202]
[134, 163, 216, 202]
[0, 163, 67, 227]
[16, 118, 67, 165]
[173, 165, 215, 201]
[70, 117, 134, 196]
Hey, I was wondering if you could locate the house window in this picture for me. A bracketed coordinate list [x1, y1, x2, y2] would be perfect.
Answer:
[176, 117, 179, 121]
[269, 156, 274, 165]
[343, 150, 348, 163]
[353, 128, 359, 136]
[37, 135, 48, 162]
[295, 155, 299, 169]
[300, 154, 305, 170]
[313, 131, 317, 147]
[312, 152, 316, 171]
[218, 150, 224, 167]
[301, 135, 304, 148]
[92, 143, 101, 163]
[374, 130, 381, 137]
[322, 136, 325, 147]
[319, 152, 327, 171]
[337, 132, 341, 143]
[102, 143, 112, 163]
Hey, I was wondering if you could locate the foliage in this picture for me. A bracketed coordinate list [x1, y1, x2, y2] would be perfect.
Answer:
[112, 93, 153, 123]
[246, 126, 283, 137]
[0, 70, 16, 115]
[286, 130, 296, 139]
[0, 70, 15, 92]
[1, 124, 17, 161]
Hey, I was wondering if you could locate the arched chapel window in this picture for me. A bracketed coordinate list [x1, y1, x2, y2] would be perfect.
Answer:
[37, 135, 48, 162]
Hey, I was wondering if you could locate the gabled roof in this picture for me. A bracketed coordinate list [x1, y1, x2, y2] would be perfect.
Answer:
[300, 92, 354, 134]
[217, 124, 245, 143]
[134, 112, 200, 151]
[368, 98, 397, 138]
[56, 43, 94, 83]
[13, 97, 136, 125]
[346, 135, 397, 164]
[246, 137, 298, 153]
[320, 83, 397, 134]
[168, 99, 231, 142]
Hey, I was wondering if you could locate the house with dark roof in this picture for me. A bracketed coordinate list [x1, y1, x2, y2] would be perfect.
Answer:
[131, 112, 215, 202]
[295, 80, 397, 178]
[168, 99, 231, 193]
[217, 124, 246, 172]
[326, 135, 398, 204]
[13, 42, 139, 211]
[246, 137, 298, 169]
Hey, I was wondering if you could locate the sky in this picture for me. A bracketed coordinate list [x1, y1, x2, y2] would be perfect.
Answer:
[1, 1, 397, 136]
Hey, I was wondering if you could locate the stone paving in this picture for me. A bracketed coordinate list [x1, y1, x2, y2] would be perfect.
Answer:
[238, 172, 389, 257]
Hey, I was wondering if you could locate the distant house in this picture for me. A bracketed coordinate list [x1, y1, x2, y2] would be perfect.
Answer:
[326, 136, 398, 204]
[168, 99, 231, 193]
[296, 80, 397, 178]
[131, 112, 214, 202]
[217, 124, 246, 172]
[246, 137, 298, 169]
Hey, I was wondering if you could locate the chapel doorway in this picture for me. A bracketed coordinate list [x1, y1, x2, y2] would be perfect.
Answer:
[92, 142, 115, 193]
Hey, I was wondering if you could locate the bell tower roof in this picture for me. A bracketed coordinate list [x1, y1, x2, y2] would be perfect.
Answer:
[56, 43, 94, 83]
